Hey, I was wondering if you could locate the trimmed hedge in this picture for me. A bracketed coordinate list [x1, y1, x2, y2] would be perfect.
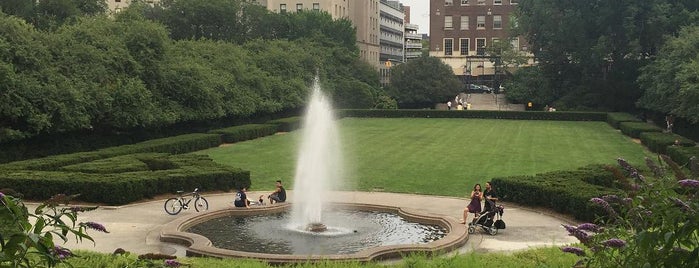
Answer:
[0, 154, 249, 205]
[667, 146, 699, 166]
[339, 109, 607, 121]
[639, 132, 696, 154]
[492, 165, 621, 221]
[209, 124, 278, 143]
[619, 122, 663, 138]
[607, 112, 642, 129]
[0, 133, 222, 171]
[267, 117, 302, 132]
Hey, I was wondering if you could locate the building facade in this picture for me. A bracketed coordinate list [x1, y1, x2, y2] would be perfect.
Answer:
[265, 0, 381, 68]
[429, 0, 524, 78]
[404, 23, 422, 61]
[378, 0, 405, 85]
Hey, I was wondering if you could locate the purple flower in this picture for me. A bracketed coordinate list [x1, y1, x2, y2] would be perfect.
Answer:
[572, 230, 591, 244]
[670, 197, 693, 212]
[82, 222, 110, 233]
[54, 245, 72, 260]
[645, 157, 664, 177]
[617, 158, 638, 173]
[602, 195, 620, 203]
[602, 238, 626, 248]
[164, 259, 181, 267]
[678, 179, 699, 188]
[561, 246, 586, 256]
[562, 224, 577, 234]
[590, 197, 618, 218]
[0, 192, 4, 199]
[577, 223, 601, 233]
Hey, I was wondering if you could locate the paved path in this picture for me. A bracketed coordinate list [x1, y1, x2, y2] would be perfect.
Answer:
[49, 191, 577, 256]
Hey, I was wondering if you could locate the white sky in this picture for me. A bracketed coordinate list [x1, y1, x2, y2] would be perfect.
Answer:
[400, 0, 430, 34]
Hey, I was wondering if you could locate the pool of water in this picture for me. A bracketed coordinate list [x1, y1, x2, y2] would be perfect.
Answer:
[186, 209, 447, 255]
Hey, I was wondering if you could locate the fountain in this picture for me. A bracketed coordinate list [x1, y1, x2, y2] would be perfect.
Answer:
[159, 76, 468, 263]
[289, 78, 342, 233]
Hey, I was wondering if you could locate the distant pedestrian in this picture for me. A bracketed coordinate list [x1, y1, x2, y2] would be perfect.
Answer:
[665, 115, 674, 133]
[447, 101, 452, 110]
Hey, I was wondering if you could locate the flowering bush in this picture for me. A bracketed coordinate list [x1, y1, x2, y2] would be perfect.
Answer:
[561, 156, 699, 267]
[0, 192, 106, 267]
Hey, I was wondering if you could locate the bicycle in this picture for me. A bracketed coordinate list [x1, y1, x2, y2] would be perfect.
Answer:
[164, 188, 209, 215]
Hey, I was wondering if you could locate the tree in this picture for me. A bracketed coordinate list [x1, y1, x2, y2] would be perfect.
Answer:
[387, 57, 461, 108]
[637, 25, 699, 123]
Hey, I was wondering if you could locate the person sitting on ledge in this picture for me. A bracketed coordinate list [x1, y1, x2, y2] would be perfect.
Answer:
[268, 180, 287, 204]
[234, 187, 250, 208]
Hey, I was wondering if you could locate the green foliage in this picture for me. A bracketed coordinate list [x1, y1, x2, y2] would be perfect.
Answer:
[562, 158, 699, 267]
[639, 132, 696, 154]
[387, 56, 461, 108]
[0, 193, 103, 267]
[209, 124, 279, 143]
[492, 165, 621, 221]
[502, 66, 555, 106]
[618, 122, 663, 138]
[339, 109, 607, 121]
[667, 146, 699, 166]
[638, 25, 699, 123]
[607, 112, 642, 129]
[267, 117, 301, 132]
[330, 78, 375, 109]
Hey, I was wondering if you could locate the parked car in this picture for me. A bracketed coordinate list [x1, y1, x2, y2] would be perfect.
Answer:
[466, 84, 493, 93]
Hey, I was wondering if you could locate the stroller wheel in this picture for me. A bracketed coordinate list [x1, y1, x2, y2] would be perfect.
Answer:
[468, 226, 475, 234]
[488, 228, 498, 235]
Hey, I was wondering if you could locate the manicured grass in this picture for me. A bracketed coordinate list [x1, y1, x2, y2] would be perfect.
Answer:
[67, 247, 579, 267]
[200, 118, 650, 196]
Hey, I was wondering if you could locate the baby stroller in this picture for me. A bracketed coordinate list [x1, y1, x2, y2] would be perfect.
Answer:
[468, 199, 505, 235]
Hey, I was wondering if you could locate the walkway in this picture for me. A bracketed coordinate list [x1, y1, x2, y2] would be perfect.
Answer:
[51, 191, 577, 256]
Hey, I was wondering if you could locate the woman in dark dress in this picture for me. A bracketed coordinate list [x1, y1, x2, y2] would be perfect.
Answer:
[461, 183, 483, 224]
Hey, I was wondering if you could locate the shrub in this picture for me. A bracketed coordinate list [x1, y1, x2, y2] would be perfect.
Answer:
[667, 146, 699, 166]
[267, 117, 302, 132]
[607, 113, 641, 129]
[618, 122, 662, 138]
[209, 124, 278, 143]
[492, 165, 621, 221]
[639, 132, 696, 154]
[339, 109, 607, 121]
[1, 133, 222, 171]
[59, 154, 161, 174]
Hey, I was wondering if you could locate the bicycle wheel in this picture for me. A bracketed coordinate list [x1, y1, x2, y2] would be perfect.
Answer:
[194, 197, 209, 212]
[164, 198, 183, 215]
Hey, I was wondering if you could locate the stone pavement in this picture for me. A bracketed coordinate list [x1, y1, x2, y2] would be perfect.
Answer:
[50, 191, 577, 257]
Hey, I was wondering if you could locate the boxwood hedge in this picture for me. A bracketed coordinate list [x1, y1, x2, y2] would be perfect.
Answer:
[267, 117, 301, 132]
[0, 154, 249, 205]
[667, 146, 699, 166]
[607, 112, 642, 129]
[619, 122, 663, 138]
[209, 124, 278, 143]
[339, 109, 607, 121]
[491, 165, 622, 221]
[639, 132, 696, 154]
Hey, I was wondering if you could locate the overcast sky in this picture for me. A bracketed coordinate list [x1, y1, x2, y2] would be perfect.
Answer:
[400, 0, 430, 34]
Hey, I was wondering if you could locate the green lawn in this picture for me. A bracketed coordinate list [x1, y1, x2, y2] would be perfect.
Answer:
[200, 118, 650, 197]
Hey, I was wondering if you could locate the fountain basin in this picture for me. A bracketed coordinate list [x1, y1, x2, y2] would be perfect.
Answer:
[160, 203, 468, 263]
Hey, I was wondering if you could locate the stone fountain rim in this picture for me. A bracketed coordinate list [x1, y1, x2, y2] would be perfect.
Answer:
[159, 202, 468, 263]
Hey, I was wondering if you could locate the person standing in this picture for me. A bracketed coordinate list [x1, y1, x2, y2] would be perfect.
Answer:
[268, 180, 287, 204]
[447, 101, 452, 110]
[234, 187, 250, 208]
[483, 181, 498, 212]
[461, 183, 483, 224]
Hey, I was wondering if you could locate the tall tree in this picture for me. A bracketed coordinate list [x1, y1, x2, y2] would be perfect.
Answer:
[388, 57, 461, 108]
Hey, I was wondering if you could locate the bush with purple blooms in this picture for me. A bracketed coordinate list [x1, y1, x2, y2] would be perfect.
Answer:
[561, 156, 699, 267]
[0, 192, 103, 267]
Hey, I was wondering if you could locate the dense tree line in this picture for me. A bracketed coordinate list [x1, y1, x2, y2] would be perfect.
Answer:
[507, 0, 699, 120]
[0, 0, 386, 143]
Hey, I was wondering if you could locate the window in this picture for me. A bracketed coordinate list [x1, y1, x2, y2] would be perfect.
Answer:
[493, 15, 502, 29]
[460, 16, 469, 30]
[115, 0, 121, 2]
[280, 4, 287, 12]
[461, 0, 469, 5]
[510, 37, 520, 50]
[313, 3, 320, 10]
[477, 16, 485, 29]
[494, 0, 502, 5]
[510, 0, 519, 4]
[296, 3, 303, 11]
[459, 38, 469, 55]
[445, 0, 453, 6]
[444, 16, 453, 29]
[476, 38, 486, 55]
[114, 7, 122, 13]
[492, 38, 500, 44]
[477, 0, 485, 5]
[444, 38, 454, 56]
